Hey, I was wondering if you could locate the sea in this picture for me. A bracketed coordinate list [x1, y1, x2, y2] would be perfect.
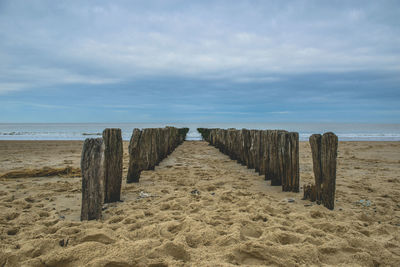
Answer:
[0, 123, 400, 141]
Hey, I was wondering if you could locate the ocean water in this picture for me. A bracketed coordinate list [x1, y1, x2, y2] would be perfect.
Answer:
[0, 123, 400, 141]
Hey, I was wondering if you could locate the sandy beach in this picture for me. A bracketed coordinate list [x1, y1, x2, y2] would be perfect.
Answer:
[0, 140, 399, 266]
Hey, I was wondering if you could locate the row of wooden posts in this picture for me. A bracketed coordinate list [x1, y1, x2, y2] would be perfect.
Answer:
[197, 128, 300, 192]
[197, 128, 338, 210]
[127, 127, 189, 183]
[80, 127, 189, 221]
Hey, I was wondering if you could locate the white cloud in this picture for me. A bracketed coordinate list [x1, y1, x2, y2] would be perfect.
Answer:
[0, 83, 27, 94]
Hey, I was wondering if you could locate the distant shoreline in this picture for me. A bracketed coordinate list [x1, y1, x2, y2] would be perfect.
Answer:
[1, 122, 400, 141]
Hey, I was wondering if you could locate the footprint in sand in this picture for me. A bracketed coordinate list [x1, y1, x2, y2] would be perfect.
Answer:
[273, 231, 301, 245]
[240, 223, 263, 240]
[80, 233, 115, 245]
[162, 241, 190, 262]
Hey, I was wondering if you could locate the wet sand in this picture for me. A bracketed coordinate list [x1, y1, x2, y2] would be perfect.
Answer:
[0, 140, 399, 266]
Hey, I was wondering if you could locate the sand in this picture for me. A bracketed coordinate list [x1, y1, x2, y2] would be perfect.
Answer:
[0, 140, 399, 266]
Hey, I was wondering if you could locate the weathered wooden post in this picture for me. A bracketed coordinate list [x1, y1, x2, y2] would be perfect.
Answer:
[227, 129, 236, 160]
[321, 132, 338, 210]
[209, 129, 215, 146]
[161, 128, 167, 158]
[102, 128, 123, 203]
[221, 129, 227, 154]
[218, 129, 223, 152]
[238, 130, 245, 165]
[167, 127, 174, 154]
[150, 128, 157, 170]
[259, 130, 268, 176]
[279, 132, 288, 190]
[269, 130, 284, 185]
[303, 184, 317, 201]
[248, 130, 255, 169]
[156, 128, 163, 164]
[307, 132, 338, 209]
[170, 127, 178, 151]
[81, 138, 105, 221]
[242, 129, 251, 168]
[289, 132, 300, 192]
[309, 134, 323, 202]
[265, 130, 273, 181]
[253, 130, 261, 173]
[233, 130, 240, 161]
[127, 129, 142, 183]
[281, 132, 299, 192]
[141, 129, 152, 170]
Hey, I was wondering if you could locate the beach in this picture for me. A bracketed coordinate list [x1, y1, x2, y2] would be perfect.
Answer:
[0, 140, 399, 266]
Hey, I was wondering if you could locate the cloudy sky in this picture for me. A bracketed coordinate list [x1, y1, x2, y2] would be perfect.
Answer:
[0, 0, 399, 123]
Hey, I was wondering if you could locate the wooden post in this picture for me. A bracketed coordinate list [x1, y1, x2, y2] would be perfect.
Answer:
[248, 130, 256, 169]
[162, 128, 169, 158]
[222, 129, 227, 154]
[321, 132, 338, 210]
[102, 128, 123, 203]
[281, 132, 299, 192]
[259, 130, 268, 176]
[254, 130, 261, 173]
[242, 129, 251, 168]
[269, 130, 286, 185]
[309, 134, 323, 203]
[127, 129, 142, 183]
[141, 129, 152, 170]
[265, 130, 273, 181]
[307, 132, 338, 209]
[290, 132, 300, 192]
[228, 129, 237, 160]
[172, 127, 179, 149]
[167, 127, 174, 154]
[81, 138, 105, 221]
[238, 130, 245, 165]
[227, 129, 233, 160]
[303, 184, 318, 201]
[149, 128, 157, 170]
[277, 131, 287, 188]
[156, 128, 164, 164]
[233, 130, 240, 161]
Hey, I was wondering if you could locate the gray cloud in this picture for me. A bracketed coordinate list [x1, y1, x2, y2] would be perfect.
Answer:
[1, 0, 399, 94]
[0, 0, 399, 123]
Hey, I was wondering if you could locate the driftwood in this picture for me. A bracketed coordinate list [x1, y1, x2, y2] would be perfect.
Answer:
[0, 166, 81, 178]
[102, 128, 123, 203]
[304, 132, 338, 209]
[81, 138, 105, 221]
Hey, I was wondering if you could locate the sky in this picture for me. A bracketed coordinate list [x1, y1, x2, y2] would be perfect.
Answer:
[0, 0, 399, 123]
